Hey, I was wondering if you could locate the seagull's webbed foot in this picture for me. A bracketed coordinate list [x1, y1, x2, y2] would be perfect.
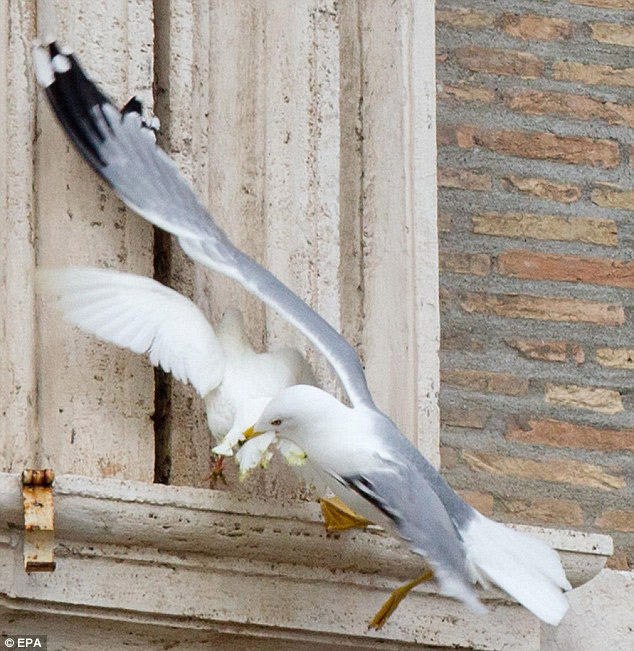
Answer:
[319, 496, 371, 533]
[368, 569, 434, 630]
[203, 454, 228, 488]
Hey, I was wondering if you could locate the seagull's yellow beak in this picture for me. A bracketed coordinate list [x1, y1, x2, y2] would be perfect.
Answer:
[243, 425, 264, 440]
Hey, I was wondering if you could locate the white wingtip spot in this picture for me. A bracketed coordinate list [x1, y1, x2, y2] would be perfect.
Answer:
[32, 46, 54, 87]
[149, 116, 160, 131]
[51, 54, 71, 74]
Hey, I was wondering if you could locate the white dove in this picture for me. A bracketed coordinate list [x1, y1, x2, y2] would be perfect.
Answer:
[37, 266, 316, 480]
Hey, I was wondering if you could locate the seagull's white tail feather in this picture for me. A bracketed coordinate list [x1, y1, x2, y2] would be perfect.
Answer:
[462, 512, 570, 625]
[433, 565, 487, 616]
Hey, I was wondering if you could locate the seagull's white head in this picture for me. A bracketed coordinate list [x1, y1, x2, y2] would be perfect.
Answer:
[245, 385, 350, 456]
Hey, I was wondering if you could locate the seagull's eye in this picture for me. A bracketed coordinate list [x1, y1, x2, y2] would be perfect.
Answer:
[271, 419, 282, 427]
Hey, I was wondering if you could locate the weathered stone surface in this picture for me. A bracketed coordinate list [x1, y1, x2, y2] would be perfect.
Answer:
[441, 369, 528, 396]
[461, 293, 625, 326]
[501, 175, 580, 203]
[596, 510, 634, 532]
[507, 419, 634, 452]
[596, 348, 634, 370]
[473, 213, 618, 246]
[438, 167, 492, 191]
[440, 251, 491, 276]
[35, 0, 156, 481]
[499, 497, 584, 527]
[498, 14, 572, 41]
[496, 250, 634, 289]
[462, 450, 626, 491]
[545, 383, 624, 415]
[0, 1, 36, 473]
[591, 186, 634, 211]
[590, 22, 634, 47]
[456, 126, 620, 167]
[553, 61, 634, 88]
[454, 47, 544, 78]
[505, 89, 634, 128]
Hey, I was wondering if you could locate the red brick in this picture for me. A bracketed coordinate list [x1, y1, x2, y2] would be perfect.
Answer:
[553, 61, 634, 88]
[607, 551, 630, 571]
[473, 213, 617, 246]
[501, 176, 580, 203]
[545, 383, 623, 415]
[438, 82, 494, 103]
[571, 344, 586, 365]
[596, 510, 634, 532]
[498, 14, 572, 41]
[457, 490, 494, 516]
[591, 186, 634, 211]
[507, 419, 634, 452]
[441, 331, 485, 353]
[497, 250, 634, 289]
[436, 9, 494, 29]
[462, 450, 625, 491]
[454, 47, 544, 79]
[440, 446, 459, 470]
[498, 497, 584, 527]
[596, 348, 634, 370]
[506, 339, 584, 363]
[460, 292, 625, 326]
[438, 167, 492, 191]
[440, 251, 491, 276]
[571, 0, 634, 8]
[441, 404, 490, 429]
[590, 23, 634, 47]
[436, 51, 449, 64]
[456, 125, 619, 168]
[441, 369, 528, 396]
[438, 212, 452, 233]
[436, 124, 455, 146]
[504, 89, 634, 128]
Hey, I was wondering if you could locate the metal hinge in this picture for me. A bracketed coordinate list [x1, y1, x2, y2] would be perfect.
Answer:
[22, 469, 56, 572]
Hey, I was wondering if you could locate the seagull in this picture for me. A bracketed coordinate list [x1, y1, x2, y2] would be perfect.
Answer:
[33, 40, 572, 627]
[37, 266, 316, 482]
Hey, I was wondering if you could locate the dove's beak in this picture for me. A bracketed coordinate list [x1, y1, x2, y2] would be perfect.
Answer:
[243, 425, 265, 440]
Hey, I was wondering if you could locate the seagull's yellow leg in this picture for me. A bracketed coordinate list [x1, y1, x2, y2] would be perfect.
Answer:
[319, 496, 372, 532]
[369, 569, 434, 630]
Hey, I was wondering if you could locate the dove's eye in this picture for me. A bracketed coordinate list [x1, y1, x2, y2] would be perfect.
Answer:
[271, 419, 282, 427]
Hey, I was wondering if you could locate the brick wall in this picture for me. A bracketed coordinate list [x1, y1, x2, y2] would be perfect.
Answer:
[435, 0, 634, 569]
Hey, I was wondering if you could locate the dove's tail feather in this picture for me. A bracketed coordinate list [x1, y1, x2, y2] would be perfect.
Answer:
[462, 512, 571, 626]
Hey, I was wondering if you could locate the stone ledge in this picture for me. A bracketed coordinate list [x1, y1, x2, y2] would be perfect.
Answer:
[0, 473, 613, 650]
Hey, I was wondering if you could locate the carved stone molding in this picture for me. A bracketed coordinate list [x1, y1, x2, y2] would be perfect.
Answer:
[0, 473, 612, 649]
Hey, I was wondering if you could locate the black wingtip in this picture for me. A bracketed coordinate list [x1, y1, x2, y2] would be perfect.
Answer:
[122, 96, 143, 116]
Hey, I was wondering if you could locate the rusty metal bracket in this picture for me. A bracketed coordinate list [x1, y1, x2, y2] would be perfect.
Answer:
[21, 469, 56, 572]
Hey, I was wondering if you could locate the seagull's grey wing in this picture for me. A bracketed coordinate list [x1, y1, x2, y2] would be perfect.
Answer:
[336, 453, 483, 612]
[33, 41, 374, 410]
[38, 266, 225, 396]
